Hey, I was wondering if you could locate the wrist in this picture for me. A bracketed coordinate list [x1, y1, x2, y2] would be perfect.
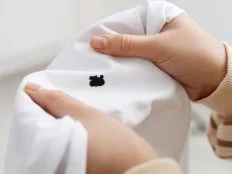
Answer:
[198, 42, 227, 100]
[197, 42, 232, 116]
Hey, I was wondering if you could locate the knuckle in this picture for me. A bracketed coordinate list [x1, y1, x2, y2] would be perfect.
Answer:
[117, 35, 133, 53]
[46, 90, 64, 101]
[42, 90, 64, 108]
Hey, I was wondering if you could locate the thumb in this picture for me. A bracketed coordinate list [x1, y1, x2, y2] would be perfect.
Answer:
[24, 83, 89, 118]
[90, 34, 157, 59]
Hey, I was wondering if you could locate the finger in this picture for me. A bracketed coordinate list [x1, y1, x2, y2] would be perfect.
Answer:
[24, 83, 85, 118]
[90, 34, 160, 60]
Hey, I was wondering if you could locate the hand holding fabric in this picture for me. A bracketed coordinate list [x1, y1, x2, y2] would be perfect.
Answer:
[91, 14, 227, 100]
[25, 83, 157, 174]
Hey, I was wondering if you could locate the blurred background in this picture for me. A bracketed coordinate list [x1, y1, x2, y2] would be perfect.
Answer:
[0, 0, 232, 173]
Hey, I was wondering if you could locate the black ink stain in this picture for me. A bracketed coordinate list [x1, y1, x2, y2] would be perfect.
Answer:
[89, 75, 105, 87]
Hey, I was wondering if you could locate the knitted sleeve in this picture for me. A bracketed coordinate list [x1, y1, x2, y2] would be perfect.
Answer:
[124, 159, 182, 174]
[198, 42, 232, 159]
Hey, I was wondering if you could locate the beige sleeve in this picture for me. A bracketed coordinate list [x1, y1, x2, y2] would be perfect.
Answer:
[198, 42, 232, 159]
[124, 159, 182, 174]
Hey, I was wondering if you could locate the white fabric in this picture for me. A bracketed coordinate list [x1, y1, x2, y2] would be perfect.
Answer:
[4, 1, 191, 174]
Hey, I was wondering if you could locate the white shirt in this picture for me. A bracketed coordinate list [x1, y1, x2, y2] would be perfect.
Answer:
[4, 1, 191, 174]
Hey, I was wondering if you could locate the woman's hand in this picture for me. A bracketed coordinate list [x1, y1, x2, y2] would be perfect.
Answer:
[90, 14, 227, 100]
[25, 83, 156, 174]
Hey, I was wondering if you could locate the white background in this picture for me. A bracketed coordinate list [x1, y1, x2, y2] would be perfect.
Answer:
[0, 0, 232, 173]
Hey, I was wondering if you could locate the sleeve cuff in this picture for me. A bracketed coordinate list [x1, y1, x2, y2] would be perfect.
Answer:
[198, 42, 232, 117]
[124, 158, 182, 174]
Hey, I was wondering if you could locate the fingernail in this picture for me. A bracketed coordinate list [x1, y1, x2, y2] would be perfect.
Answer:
[91, 36, 108, 49]
[25, 83, 42, 92]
